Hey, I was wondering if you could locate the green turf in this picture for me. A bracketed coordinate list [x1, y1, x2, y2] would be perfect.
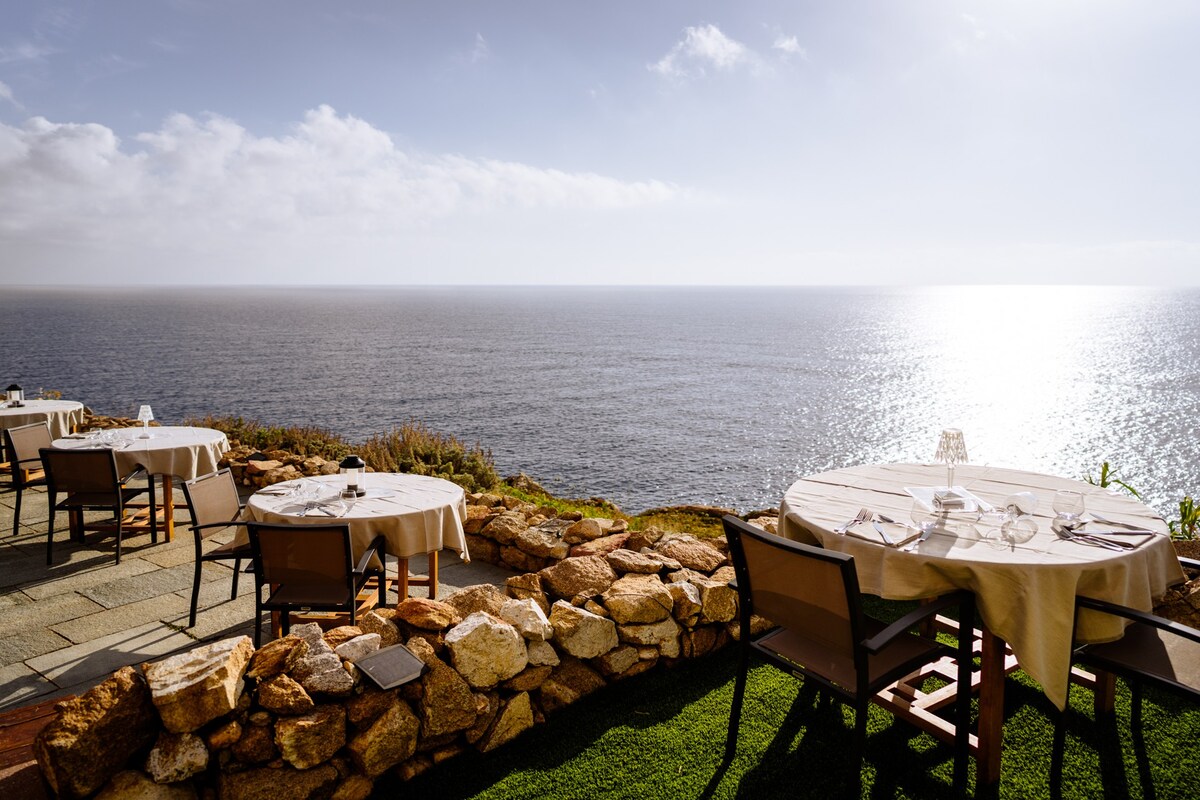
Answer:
[389, 645, 1200, 799]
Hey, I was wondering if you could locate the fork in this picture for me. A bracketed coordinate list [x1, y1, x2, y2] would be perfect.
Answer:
[834, 507, 869, 535]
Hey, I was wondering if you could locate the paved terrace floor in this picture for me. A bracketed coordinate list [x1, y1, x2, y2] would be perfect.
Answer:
[0, 477, 515, 711]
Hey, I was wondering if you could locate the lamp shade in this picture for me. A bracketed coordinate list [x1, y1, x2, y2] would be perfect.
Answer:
[934, 428, 968, 465]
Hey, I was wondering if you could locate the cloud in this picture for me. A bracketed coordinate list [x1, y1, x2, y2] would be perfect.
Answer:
[0, 105, 680, 252]
[470, 32, 489, 63]
[772, 34, 807, 60]
[0, 40, 55, 64]
[0, 80, 20, 109]
[650, 24, 749, 79]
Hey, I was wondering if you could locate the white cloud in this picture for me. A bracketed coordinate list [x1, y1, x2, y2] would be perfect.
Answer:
[772, 34, 806, 60]
[0, 80, 20, 109]
[471, 32, 489, 63]
[650, 24, 749, 79]
[0, 40, 55, 64]
[0, 105, 679, 255]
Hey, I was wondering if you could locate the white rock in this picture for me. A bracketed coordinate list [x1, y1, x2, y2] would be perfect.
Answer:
[548, 600, 619, 659]
[144, 732, 208, 784]
[526, 639, 561, 667]
[445, 612, 529, 689]
[335, 633, 382, 663]
[499, 598, 554, 641]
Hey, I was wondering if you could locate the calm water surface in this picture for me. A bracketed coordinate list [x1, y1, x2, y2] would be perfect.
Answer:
[4, 286, 1198, 517]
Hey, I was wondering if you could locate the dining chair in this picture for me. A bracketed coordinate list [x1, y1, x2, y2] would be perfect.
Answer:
[1051, 557, 1200, 792]
[181, 469, 253, 628]
[245, 521, 387, 648]
[38, 447, 157, 565]
[4, 422, 51, 537]
[722, 515, 975, 793]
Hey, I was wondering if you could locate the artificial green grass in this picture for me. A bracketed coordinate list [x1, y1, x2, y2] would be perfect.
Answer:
[389, 646, 1200, 799]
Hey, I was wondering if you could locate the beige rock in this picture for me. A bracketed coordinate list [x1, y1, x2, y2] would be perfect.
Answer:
[505, 573, 550, 614]
[347, 699, 420, 778]
[415, 646, 477, 737]
[476, 692, 534, 753]
[442, 584, 508, 619]
[345, 688, 398, 729]
[335, 633, 382, 663]
[275, 705, 346, 770]
[569, 533, 630, 559]
[357, 611, 401, 647]
[691, 577, 738, 624]
[502, 664, 554, 692]
[500, 545, 550, 574]
[592, 645, 639, 676]
[624, 526, 665, 551]
[464, 533, 501, 562]
[217, 764, 338, 800]
[96, 770, 197, 800]
[144, 636, 254, 733]
[395, 597, 462, 630]
[323, 626, 364, 649]
[513, 527, 571, 559]
[615, 659, 658, 681]
[538, 658, 606, 714]
[617, 617, 681, 651]
[681, 626, 727, 659]
[395, 754, 434, 781]
[331, 773, 375, 800]
[481, 510, 529, 544]
[600, 574, 673, 625]
[668, 580, 703, 622]
[444, 612, 528, 689]
[582, 598, 609, 617]
[206, 719, 242, 751]
[654, 536, 725, 573]
[463, 692, 500, 745]
[525, 639, 561, 667]
[34, 666, 159, 799]
[231, 723, 276, 764]
[499, 598, 553, 641]
[538, 555, 617, 599]
[463, 505, 499, 535]
[292, 651, 355, 696]
[246, 636, 308, 680]
[549, 601, 619, 659]
[244, 460, 282, 475]
[257, 673, 315, 715]
[144, 731, 208, 784]
[561, 518, 605, 544]
[606, 548, 664, 574]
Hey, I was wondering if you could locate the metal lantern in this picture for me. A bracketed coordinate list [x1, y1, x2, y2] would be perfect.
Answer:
[5, 384, 23, 406]
[339, 455, 366, 497]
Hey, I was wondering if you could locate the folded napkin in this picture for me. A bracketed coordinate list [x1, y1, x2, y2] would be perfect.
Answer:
[846, 525, 922, 548]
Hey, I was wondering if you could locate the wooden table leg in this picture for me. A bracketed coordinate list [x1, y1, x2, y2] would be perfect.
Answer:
[159, 475, 175, 542]
[977, 626, 1007, 788]
[1093, 668, 1118, 716]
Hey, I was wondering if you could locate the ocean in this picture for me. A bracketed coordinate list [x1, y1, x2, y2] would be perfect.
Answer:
[4, 285, 1198, 518]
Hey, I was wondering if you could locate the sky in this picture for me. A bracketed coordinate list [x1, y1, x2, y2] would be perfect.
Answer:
[0, 0, 1197, 285]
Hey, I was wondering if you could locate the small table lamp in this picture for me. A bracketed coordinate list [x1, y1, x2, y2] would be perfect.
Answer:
[934, 428, 968, 490]
[339, 455, 366, 497]
[137, 405, 154, 438]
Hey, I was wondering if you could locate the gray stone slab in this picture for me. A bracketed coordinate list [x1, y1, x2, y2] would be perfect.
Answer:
[0, 626, 73, 664]
[0, 586, 32, 612]
[20, 557, 158, 600]
[0, 662, 58, 711]
[25, 620, 201, 689]
[162, 591, 259, 643]
[51, 592, 191, 644]
[0, 592, 105, 636]
[79, 562, 212, 609]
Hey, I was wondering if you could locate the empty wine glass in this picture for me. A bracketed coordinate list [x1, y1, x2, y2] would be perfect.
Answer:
[911, 500, 939, 534]
[1052, 490, 1085, 524]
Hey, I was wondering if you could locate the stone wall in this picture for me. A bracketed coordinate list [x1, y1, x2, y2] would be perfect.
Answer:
[33, 521, 775, 799]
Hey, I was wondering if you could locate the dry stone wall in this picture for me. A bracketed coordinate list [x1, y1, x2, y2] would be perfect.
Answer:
[34, 501, 777, 799]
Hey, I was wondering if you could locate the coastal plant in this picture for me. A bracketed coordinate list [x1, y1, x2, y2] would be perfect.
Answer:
[1168, 495, 1200, 540]
[1083, 461, 1141, 498]
[187, 415, 352, 460]
[359, 423, 498, 493]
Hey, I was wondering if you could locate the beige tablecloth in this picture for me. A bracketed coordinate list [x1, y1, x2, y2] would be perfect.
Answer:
[242, 473, 469, 562]
[1, 400, 85, 440]
[778, 462, 1185, 710]
[51, 426, 229, 480]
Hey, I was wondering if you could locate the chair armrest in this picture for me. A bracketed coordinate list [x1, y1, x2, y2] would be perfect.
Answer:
[189, 521, 247, 533]
[863, 591, 974, 655]
[354, 535, 388, 574]
[1076, 595, 1200, 645]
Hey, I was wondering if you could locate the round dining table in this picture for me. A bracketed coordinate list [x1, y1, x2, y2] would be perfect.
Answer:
[51, 426, 230, 541]
[777, 462, 1186, 788]
[1, 399, 85, 440]
[242, 472, 470, 599]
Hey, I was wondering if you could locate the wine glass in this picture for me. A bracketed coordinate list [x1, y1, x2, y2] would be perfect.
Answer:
[911, 500, 939, 535]
[1052, 490, 1085, 524]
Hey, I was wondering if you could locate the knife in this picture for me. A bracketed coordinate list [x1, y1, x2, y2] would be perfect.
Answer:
[873, 519, 897, 546]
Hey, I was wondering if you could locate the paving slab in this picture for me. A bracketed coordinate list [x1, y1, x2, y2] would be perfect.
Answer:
[19, 557, 158, 600]
[25, 620, 201, 690]
[0, 592, 105, 636]
[0, 662, 58, 711]
[78, 562, 214, 609]
[0, 627, 73, 665]
[51, 592, 191, 644]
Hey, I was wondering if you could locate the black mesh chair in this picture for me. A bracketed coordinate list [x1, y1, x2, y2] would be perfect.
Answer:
[722, 515, 975, 792]
[1052, 558, 1200, 792]
[246, 521, 387, 648]
[181, 469, 253, 628]
[39, 447, 156, 565]
[4, 422, 51, 537]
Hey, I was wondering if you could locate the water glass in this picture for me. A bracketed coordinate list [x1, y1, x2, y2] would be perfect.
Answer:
[1052, 490, 1084, 523]
[911, 500, 939, 534]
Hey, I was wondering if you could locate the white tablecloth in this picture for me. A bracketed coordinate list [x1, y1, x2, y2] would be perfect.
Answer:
[51, 426, 229, 480]
[778, 462, 1185, 710]
[1, 400, 85, 440]
[242, 472, 469, 561]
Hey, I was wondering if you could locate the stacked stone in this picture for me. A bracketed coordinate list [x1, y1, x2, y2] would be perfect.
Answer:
[220, 446, 342, 489]
[34, 520, 777, 799]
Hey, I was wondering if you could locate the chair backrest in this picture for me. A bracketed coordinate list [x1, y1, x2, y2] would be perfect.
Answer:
[723, 515, 864, 660]
[39, 447, 122, 496]
[247, 522, 354, 589]
[183, 469, 242, 535]
[5, 422, 52, 472]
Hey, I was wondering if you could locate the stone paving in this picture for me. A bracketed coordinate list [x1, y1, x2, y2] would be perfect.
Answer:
[0, 476, 514, 711]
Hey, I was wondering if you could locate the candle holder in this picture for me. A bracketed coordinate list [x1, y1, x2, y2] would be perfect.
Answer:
[6, 384, 24, 407]
[339, 455, 366, 497]
[934, 428, 968, 490]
